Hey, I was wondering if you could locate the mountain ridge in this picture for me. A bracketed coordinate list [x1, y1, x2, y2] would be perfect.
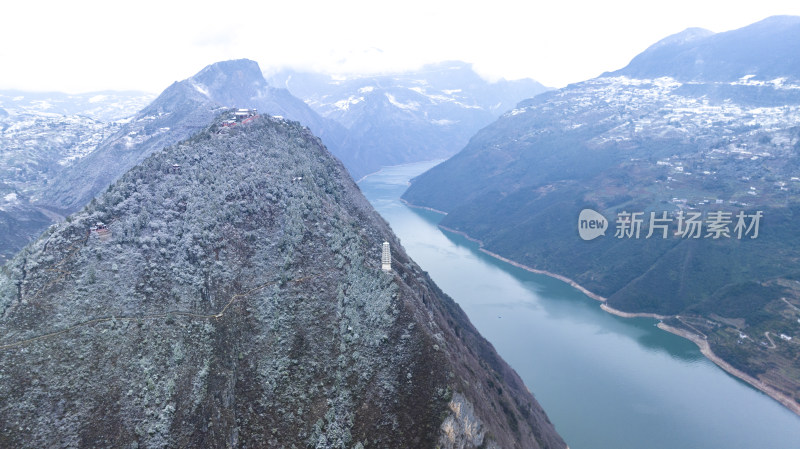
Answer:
[0, 89, 155, 122]
[1, 58, 546, 263]
[608, 15, 800, 82]
[40, 58, 346, 214]
[0, 114, 565, 448]
[0, 59, 351, 263]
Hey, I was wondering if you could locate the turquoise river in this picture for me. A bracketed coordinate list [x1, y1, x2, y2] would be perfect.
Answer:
[359, 160, 800, 449]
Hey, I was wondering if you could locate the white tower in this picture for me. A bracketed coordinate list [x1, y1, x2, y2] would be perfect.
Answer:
[381, 241, 392, 272]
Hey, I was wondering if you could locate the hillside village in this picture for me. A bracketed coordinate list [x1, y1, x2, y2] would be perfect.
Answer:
[504, 75, 800, 211]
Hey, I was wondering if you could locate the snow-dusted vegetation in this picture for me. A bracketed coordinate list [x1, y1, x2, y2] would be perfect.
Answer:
[0, 115, 564, 448]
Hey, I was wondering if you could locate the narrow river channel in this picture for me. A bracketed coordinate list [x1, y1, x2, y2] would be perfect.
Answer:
[360, 160, 800, 449]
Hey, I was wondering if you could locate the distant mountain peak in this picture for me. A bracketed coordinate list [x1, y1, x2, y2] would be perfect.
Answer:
[644, 27, 714, 52]
[610, 15, 800, 82]
[749, 14, 800, 28]
[419, 60, 475, 71]
[187, 59, 268, 104]
[267, 63, 549, 178]
[193, 58, 263, 80]
[39, 58, 346, 214]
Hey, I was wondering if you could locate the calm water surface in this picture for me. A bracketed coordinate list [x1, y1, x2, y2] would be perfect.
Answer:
[359, 160, 800, 449]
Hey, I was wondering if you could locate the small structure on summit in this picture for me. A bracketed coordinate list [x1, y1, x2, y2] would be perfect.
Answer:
[168, 164, 181, 174]
[90, 222, 111, 242]
[221, 109, 259, 129]
[234, 108, 258, 120]
[90, 222, 107, 232]
[381, 241, 392, 272]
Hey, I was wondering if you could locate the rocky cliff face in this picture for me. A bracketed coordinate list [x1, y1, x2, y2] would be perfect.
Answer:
[0, 115, 565, 448]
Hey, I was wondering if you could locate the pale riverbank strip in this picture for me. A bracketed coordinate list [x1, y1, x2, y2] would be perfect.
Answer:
[400, 197, 800, 417]
[658, 322, 800, 417]
[399, 198, 449, 216]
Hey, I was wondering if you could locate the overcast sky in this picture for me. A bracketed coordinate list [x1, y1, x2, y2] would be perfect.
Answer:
[3, 0, 800, 94]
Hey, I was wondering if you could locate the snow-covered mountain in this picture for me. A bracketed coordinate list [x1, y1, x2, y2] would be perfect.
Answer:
[0, 93, 151, 264]
[0, 59, 348, 263]
[0, 90, 155, 122]
[0, 90, 152, 204]
[607, 15, 800, 82]
[270, 61, 549, 178]
[1, 59, 546, 262]
[186, 59, 347, 147]
[38, 59, 346, 214]
[0, 113, 567, 449]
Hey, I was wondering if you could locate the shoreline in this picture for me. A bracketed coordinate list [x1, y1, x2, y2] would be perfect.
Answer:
[355, 167, 386, 184]
[658, 323, 800, 417]
[404, 199, 800, 417]
[400, 198, 449, 216]
[599, 303, 669, 320]
[435, 224, 613, 306]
